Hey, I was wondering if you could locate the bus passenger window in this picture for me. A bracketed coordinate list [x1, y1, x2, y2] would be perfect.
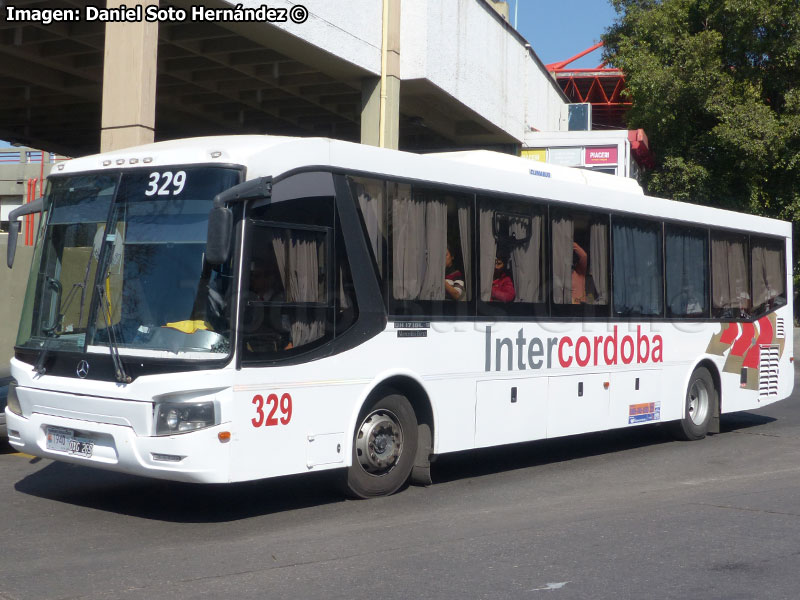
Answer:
[477, 197, 546, 317]
[242, 223, 331, 359]
[552, 210, 609, 313]
[666, 225, 708, 318]
[612, 217, 663, 317]
[390, 184, 473, 316]
[349, 176, 387, 282]
[711, 232, 750, 319]
[751, 236, 786, 316]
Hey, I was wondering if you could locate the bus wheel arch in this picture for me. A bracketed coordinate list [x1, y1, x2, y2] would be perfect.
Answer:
[670, 361, 720, 440]
[344, 376, 435, 498]
[697, 359, 722, 434]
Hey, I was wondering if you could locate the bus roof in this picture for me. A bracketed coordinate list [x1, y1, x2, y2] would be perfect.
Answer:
[56, 135, 790, 238]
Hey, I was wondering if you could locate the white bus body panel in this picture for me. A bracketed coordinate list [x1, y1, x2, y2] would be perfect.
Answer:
[7, 305, 792, 483]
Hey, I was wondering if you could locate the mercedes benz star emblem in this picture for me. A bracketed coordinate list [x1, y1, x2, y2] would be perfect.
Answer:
[76, 360, 90, 379]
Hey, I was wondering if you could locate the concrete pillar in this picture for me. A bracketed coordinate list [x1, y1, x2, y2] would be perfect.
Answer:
[361, 0, 401, 149]
[100, 1, 159, 152]
[360, 77, 381, 147]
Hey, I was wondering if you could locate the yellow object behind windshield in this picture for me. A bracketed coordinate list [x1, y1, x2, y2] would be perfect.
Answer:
[164, 320, 210, 334]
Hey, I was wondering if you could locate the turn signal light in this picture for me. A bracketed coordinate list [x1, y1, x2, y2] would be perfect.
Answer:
[218, 431, 231, 443]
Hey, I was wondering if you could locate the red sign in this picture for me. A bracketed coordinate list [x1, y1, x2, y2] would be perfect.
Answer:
[585, 146, 618, 165]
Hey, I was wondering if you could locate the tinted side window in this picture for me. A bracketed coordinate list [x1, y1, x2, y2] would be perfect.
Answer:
[390, 184, 473, 317]
[665, 225, 708, 318]
[751, 236, 786, 316]
[348, 176, 386, 283]
[242, 196, 340, 362]
[612, 217, 663, 317]
[711, 231, 750, 319]
[478, 196, 546, 317]
[551, 208, 609, 316]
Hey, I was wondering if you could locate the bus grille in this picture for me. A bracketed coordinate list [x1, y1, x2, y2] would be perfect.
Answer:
[758, 345, 780, 398]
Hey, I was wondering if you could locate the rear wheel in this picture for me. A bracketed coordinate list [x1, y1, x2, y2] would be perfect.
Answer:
[671, 366, 715, 441]
[344, 394, 418, 498]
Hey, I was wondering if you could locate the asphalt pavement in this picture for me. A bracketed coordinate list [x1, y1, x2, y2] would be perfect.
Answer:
[0, 333, 798, 599]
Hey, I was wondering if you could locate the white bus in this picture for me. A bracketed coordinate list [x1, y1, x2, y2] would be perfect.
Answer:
[4, 136, 793, 497]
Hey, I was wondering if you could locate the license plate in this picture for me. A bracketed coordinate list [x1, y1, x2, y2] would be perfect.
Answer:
[46, 426, 95, 458]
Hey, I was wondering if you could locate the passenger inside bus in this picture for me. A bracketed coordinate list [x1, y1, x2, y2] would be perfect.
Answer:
[250, 259, 285, 302]
[246, 258, 293, 351]
[444, 246, 465, 301]
[491, 255, 515, 302]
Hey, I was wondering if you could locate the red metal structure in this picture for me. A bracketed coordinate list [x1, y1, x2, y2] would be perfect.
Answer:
[547, 42, 632, 131]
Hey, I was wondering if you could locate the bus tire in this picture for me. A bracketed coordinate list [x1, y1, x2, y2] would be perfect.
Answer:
[344, 394, 418, 498]
[671, 366, 715, 441]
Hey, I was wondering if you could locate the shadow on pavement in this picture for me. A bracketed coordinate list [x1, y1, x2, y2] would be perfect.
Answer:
[719, 411, 777, 433]
[432, 412, 777, 484]
[15, 462, 345, 523]
[11, 411, 779, 522]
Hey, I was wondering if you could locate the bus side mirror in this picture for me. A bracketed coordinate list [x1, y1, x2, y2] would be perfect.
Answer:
[6, 196, 44, 269]
[6, 220, 20, 269]
[206, 206, 233, 266]
[205, 177, 272, 266]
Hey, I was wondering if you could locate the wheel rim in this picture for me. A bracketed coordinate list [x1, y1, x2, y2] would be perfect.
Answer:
[688, 378, 710, 426]
[355, 409, 404, 476]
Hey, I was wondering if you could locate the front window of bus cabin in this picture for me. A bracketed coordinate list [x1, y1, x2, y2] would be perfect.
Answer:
[240, 192, 357, 363]
[16, 167, 242, 363]
[17, 174, 117, 352]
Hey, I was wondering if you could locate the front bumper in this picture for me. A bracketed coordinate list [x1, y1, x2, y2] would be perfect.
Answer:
[6, 409, 232, 483]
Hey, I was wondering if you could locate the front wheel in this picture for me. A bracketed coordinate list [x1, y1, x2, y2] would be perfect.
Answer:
[671, 366, 716, 441]
[344, 394, 418, 498]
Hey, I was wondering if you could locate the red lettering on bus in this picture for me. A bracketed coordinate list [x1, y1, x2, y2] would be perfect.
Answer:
[253, 392, 293, 427]
[621, 335, 634, 364]
[558, 337, 573, 367]
[604, 326, 618, 365]
[652, 336, 663, 362]
[636, 326, 650, 363]
[575, 336, 590, 367]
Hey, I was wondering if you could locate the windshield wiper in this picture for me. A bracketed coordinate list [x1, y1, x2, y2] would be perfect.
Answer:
[96, 282, 132, 384]
[34, 277, 88, 375]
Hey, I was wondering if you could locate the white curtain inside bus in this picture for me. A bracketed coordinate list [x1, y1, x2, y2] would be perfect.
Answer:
[751, 238, 785, 313]
[354, 178, 386, 278]
[270, 228, 326, 347]
[711, 234, 750, 316]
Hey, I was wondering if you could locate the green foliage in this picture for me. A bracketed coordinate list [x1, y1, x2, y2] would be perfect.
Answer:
[604, 0, 800, 217]
[604, 0, 800, 303]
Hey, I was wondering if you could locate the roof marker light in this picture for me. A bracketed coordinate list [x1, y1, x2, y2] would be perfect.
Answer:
[116, 159, 125, 165]
[143, 157, 153, 164]
[103, 160, 112, 166]
[130, 158, 139, 165]
[211, 151, 222, 159]
[57, 164, 65, 171]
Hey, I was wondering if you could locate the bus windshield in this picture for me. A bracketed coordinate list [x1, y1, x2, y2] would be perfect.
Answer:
[16, 166, 241, 360]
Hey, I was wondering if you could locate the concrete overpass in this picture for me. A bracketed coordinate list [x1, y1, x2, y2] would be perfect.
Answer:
[0, 0, 567, 156]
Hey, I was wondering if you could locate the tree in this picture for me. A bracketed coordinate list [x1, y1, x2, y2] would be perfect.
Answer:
[603, 0, 800, 225]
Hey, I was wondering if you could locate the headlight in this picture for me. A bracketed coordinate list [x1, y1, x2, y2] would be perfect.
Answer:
[6, 382, 21, 416]
[155, 401, 217, 435]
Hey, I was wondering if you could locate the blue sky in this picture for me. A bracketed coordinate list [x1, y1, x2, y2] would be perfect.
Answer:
[514, 0, 619, 67]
